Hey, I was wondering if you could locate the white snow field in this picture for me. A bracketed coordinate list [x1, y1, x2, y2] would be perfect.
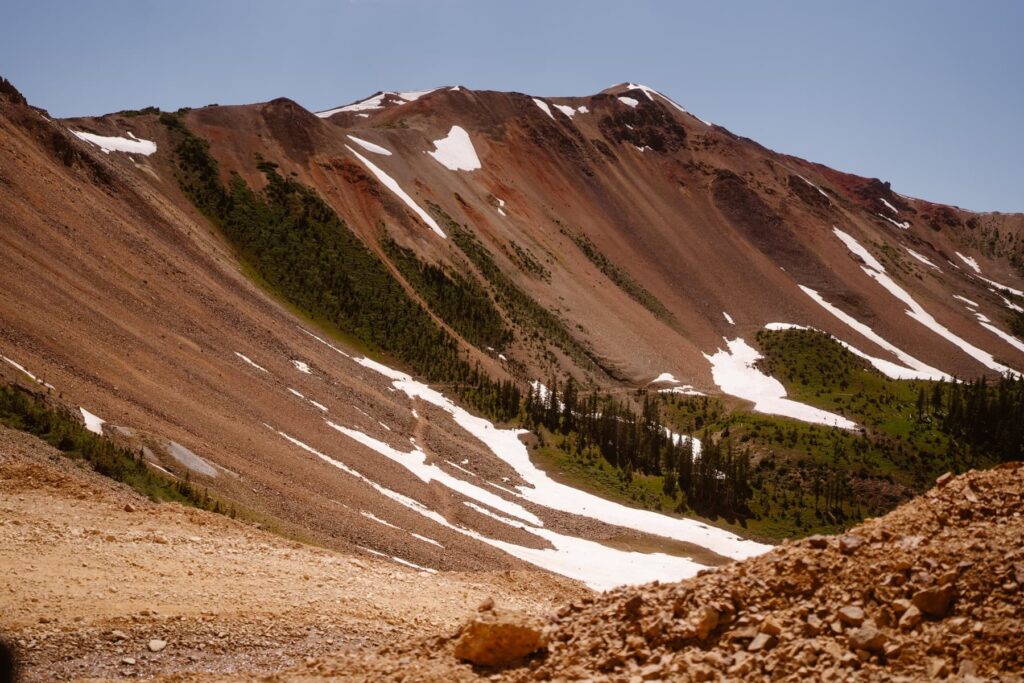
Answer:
[833, 228, 1016, 376]
[878, 214, 911, 230]
[617, 96, 639, 108]
[276, 421, 728, 591]
[977, 275, 1024, 297]
[553, 103, 586, 118]
[427, 125, 480, 171]
[71, 130, 156, 156]
[532, 98, 555, 120]
[80, 407, 105, 435]
[703, 338, 858, 430]
[955, 252, 982, 273]
[346, 135, 392, 156]
[345, 145, 446, 238]
[316, 89, 438, 118]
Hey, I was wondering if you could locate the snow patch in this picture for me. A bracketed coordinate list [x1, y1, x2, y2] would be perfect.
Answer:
[2, 355, 56, 390]
[618, 96, 639, 108]
[167, 441, 218, 478]
[799, 286, 950, 381]
[532, 98, 555, 120]
[71, 130, 156, 156]
[878, 214, 910, 230]
[954, 295, 979, 308]
[346, 145, 446, 238]
[834, 229, 1016, 376]
[291, 360, 312, 374]
[704, 339, 859, 430]
[235, 352, 268, 373]
[427, 125, 480, 171]
[879, 197, 900, 214]
[354, 359, 769, 564]
[722, 311, 735, 325]
[905, 248, 940, 270]
[346, 135, 392, 156]
[80, 408, 105, 435]
[316, 89, 438, 118]
[977, 276, 1024, 298]
[651, 372, 680, 384]
[956, 252, 982, 274]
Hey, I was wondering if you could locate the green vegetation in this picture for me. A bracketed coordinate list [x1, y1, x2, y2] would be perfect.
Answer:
[161, 113, 520, 421]
[558, 224, 676, 325]
[530, 329, 1024, 540]
[436, 208, 602, 375]
[523, 379, 753, 521]
[501, 240, 551, 282]
[381, 236, 511, 351]
[0, 384, 226, 512]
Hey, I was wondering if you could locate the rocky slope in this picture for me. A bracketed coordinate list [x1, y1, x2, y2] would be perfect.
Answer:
[315, 464, 1024, 682]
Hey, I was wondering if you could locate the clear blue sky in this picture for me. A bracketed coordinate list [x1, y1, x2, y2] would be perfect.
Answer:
[3, 1, 1021, 212]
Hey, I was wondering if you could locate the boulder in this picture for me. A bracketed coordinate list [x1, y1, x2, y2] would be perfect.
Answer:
[454, 614, 547, 667]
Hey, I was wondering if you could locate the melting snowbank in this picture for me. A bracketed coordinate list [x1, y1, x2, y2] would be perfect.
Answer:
[80, 407, 105, 435]
[703, 339, 858, 430]
[71, 130, 156, 156]
[349, 356, 769, 562]
[346, 135, 391, 156]
[427, 125, 480, 171]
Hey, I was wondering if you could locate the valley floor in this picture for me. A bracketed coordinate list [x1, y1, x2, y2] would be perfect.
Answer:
[0, 426, 585, 682]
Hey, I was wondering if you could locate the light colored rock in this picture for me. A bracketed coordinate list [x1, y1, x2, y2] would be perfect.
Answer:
[837, 605, 865, 627]
[147, 639, 167, 653]
[898, 604, 922, 630]
[453, 615, 546, 666]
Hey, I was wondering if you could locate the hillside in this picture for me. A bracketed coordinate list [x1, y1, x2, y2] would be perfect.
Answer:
[1, 68, 1024, 608]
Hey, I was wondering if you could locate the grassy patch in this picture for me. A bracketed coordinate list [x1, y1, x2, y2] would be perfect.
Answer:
[0, 384, 228, 512]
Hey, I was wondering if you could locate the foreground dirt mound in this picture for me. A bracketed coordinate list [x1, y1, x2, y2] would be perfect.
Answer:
[519, 463, 1024, 682]
[308, 464, 1023, 682]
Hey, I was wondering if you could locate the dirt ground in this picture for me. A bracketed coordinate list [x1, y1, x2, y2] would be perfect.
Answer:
[0, 427, 586, 682]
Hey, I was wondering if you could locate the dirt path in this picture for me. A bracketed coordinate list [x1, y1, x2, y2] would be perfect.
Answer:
[0, 427, 586, 682]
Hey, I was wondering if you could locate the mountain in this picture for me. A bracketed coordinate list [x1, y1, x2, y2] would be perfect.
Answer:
[1, 74, 1023, 598]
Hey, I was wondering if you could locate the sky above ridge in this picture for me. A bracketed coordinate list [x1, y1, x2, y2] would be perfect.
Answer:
[2, 0, 1021, 212]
